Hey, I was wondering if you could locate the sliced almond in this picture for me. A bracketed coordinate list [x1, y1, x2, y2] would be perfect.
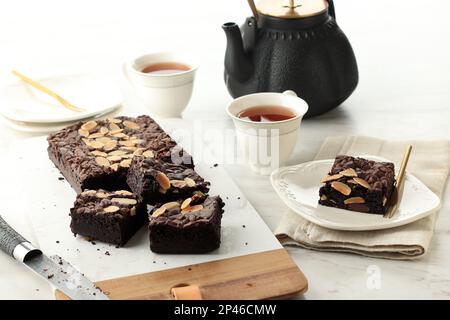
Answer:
[78, 129, 90, 137]
[130, 207, 136, 216]
[133, 148, 145, 156]
[119, 159, 132, 168]
[99, 127, 109, 135]
[142, 150, 154, 158]
[109, 150, 127, 156]
[170, 180, 187, 188]
[353, 177, 370, 189]
[344, 197, 365, 204]
[110, 128, 124, 135]
[321, 174, 343, 183]
[81, 190, 96, 196]
[184, 177, 196, 187]
[88, 132, 105, 139]
[119, 140, 136, 147]
[331, 181, 352, 196]
[114, 190, 133, 196]
[90, 141, 104, 149]
[96, 137, 112, 144]
[108, 118, 122, 124]
[110, 163, 119, 172]
[120, 146, 137, 152]
[131, 139, 144, 145]
[383, 196, 388, 206]
[107, 155, 122, 162]
[81, 121, 98, 132]
[104, 205, 120, 213]
[181, 198, 192, 210]
[156, 172, 171, 190]
[104, 139, 118, 151]
[123, 120, 140, 130]
[111, 198, 137, 205]
[152, 207, 166, 218]
[162, 202, 180, 210]
[95, 157, 110, 167]
[347, 179, 357, 184]
[82, 138, 91, 145]
[96, 192, 109, 198]
[181, 204, 203, 214]
[109, 122, 121, 131]
[112, 133, 127, 139]
[91, 150, 107, 157]
[339, 168, 358, 177]
[320, 195, 327, 201]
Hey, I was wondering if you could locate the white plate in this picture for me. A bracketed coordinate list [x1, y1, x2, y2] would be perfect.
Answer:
[270, 156, 441, 231]
[0, 73, 122, 124]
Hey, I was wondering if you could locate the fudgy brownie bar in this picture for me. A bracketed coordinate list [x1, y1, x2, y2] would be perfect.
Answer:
[318, 155, 396, 214]
[47, 115, 193, 193]
[126, 156, 210, 204]
[148, 194, 224, 253]
[70, 189, 146, 246]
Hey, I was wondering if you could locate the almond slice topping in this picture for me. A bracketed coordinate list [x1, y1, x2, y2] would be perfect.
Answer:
[81, 121, 97, 132]
[78, 129, 90, 137]
[91, 150, 107, 157]
[90, 141, 104, 149]
[331, 181, 352, 196]
[89, 132, 106, 139]
[119, 159, 132, 168]
[344, 197, 365, 204]
[353, 177, 370, 189]
[133, 148, 144, 156]
[321, 174, 343, 183]
[96, 137, 112, 144]
[143, 150, 154, 158]
[181, 204, 204, 214]
[156, 172, 171, 190]
[104, 140, 118, 151]
[109, 150, 127, 156]
[107, 155, 122, 162]
[114, 190, 133, 196]
[184, 177, 196, 187]
[383, 196, 388, 206]
[181, 198, 192, 210]
[320, 195, 327, 201]
[170, 180, 187, 188]
[110, 163, 119, 172]
[95, 157, 110, 167]
[96, 192, 109, 198]
[112, 133, 127, 139]
[152, 207, 166, 218]
[119, 140, 136, 147]
[123, 120, 140, 130]
[130, 207, 136, 216]
[108, 118, 122, 124]
[339, 168, 358, 177]
[162, 202, 180, 210]
[104, 205, 120, 213]
[109, 123, 121, 131]
[111, 198, 137, 205]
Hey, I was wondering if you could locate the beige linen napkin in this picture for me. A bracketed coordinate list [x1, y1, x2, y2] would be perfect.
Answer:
[275, 136, 450, 260]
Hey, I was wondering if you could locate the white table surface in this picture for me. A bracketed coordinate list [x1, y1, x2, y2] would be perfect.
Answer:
[1, 0, 449, 299]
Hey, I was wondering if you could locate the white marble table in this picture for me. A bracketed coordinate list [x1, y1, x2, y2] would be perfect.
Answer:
[0, 0, 449, 299]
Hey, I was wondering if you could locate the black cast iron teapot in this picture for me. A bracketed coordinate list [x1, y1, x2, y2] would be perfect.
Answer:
[223, 0, 358, 117]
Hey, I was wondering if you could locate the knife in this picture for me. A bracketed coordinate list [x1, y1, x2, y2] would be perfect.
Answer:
[0, 215, 109, 300]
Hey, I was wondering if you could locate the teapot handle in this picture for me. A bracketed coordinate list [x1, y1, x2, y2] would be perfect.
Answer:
[327, 0, 336, 20]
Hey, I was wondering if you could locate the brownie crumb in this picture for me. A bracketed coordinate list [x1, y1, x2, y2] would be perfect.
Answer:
[213, 163, 218, 167]
[242, 225, 246, 228]
[58, 177, 65, 181]
[188, 268, 192, 271]
[105, 251, 110, 256]
[35, 289, 39, 291]
[245, 242, 248, 246]
[237, 197, 241, 200]
[47, 274, 54, 279]
[56, 240, 60, 244]
[91, 241, 96, 245]
[153, 261, 156, 264]
[97, 248, 100, 251]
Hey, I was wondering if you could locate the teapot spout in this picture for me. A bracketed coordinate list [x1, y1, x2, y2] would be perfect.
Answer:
[222, 22, 253, 82]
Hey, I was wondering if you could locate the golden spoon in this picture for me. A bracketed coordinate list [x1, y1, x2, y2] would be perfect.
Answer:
[384, 144, 413, 218]
[12, 70, 85, 113]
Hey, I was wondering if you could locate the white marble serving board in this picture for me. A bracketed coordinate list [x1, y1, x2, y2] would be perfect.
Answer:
[1, 134, 281, 283]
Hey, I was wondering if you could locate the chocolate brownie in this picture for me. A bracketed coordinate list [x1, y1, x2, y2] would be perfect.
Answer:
[148, 195, 224, 253]
[70, 189, 146, 246]
[47, 115, 193, 193]
[126, 156, 210, 204]
[318, 155, 396, 214]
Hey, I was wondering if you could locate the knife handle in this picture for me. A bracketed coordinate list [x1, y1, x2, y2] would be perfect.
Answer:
[0, 215, 41, 262]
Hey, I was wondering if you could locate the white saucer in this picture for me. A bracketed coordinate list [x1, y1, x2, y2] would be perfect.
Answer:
[0, 73, 122, 124]
[270, 156, 440, 231]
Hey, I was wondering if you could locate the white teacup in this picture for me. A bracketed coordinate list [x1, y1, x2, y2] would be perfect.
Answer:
[123, 51, 198, 118]
[227, 90, 308, 175]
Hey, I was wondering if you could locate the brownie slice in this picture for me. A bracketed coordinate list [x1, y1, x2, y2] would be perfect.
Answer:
[70, 189, 147, 246]
[148, 195, 224, 253]
[318, 155, 396, 214]
[126, 156, 210, 204]
[47, 115, 193, 193]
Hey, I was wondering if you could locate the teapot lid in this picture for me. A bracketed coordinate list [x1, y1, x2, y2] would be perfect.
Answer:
[256, 0, 328, 19]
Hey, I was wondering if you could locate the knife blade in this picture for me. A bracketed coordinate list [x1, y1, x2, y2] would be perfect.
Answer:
[0, 215, 109, 300]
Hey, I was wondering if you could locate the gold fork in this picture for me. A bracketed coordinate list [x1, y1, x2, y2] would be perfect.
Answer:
[384, 145, 413, 218]
[12, 70, 85, 113]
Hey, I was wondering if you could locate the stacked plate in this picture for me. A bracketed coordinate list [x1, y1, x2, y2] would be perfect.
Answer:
[0, 73, 123, 133]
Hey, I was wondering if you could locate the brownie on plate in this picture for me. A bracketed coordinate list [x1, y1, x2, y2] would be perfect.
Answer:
[318, 155, 396, 214]
[70, 189, 147, 246]
[126, 156, 210, 204]
[148, 194, 224, 253]
[47, 115, 193, 193]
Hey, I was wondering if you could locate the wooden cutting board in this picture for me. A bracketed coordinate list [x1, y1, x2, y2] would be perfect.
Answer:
[55, 249, 307, 300]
